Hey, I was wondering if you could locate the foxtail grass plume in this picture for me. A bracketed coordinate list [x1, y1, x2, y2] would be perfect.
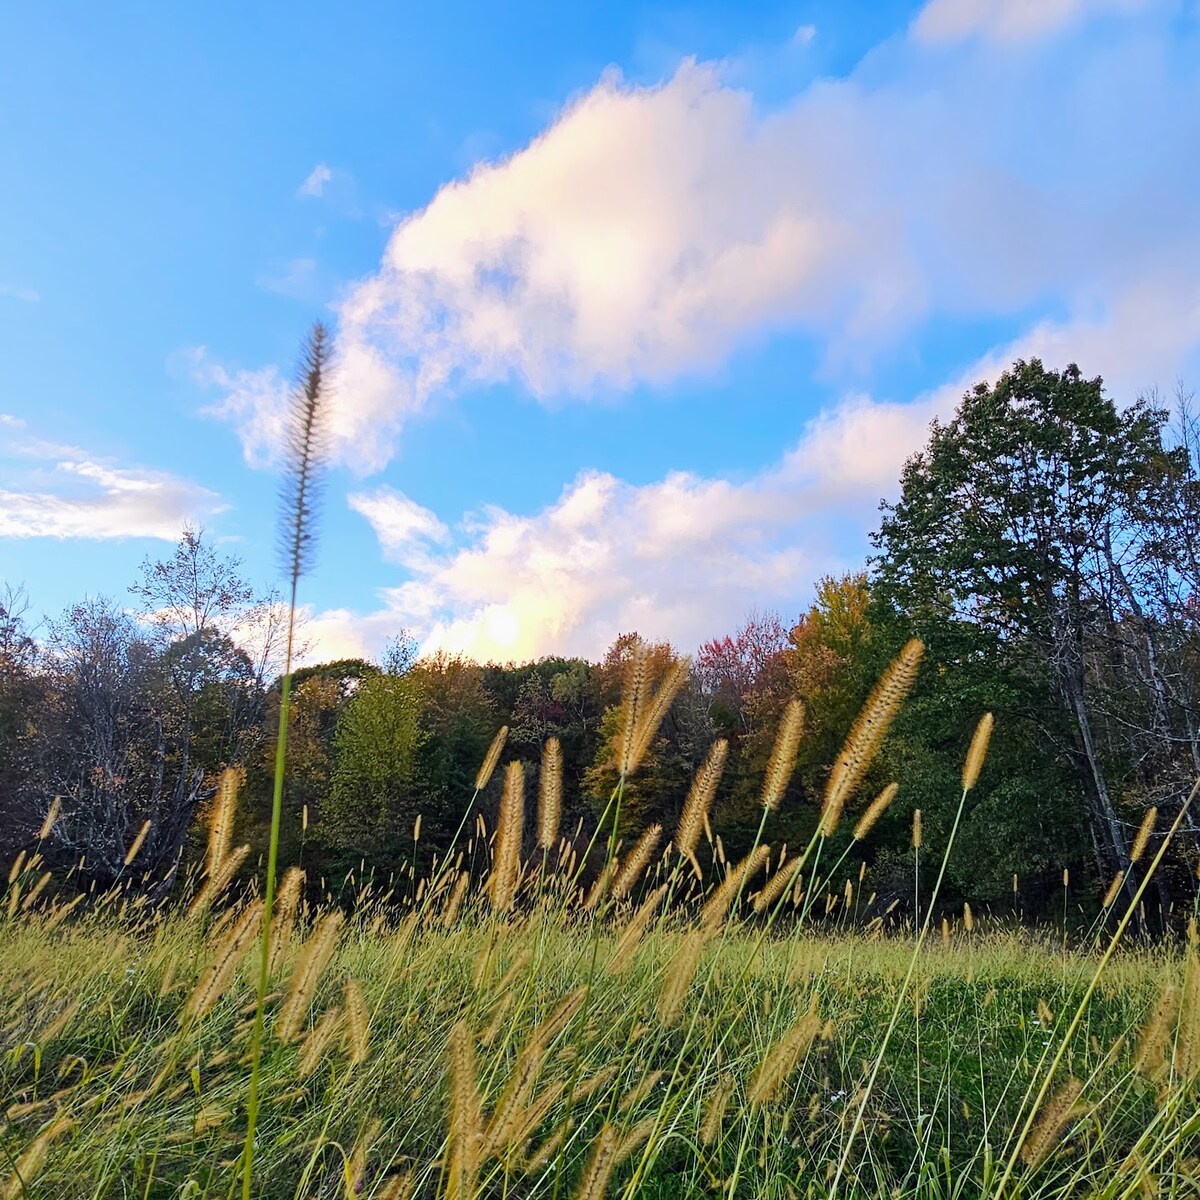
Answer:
[2, 1114, 74, 1200]
[123, 819, 152, 866]
[747, 1011, 822, 1106]
[612, 824, 662, 899]
[1175, 953, 1200, 1078]
[676, 738, 728, 864]
[1133, 983, 1179, 1079]
[912, 809, 922, 849]
[962, 712, 994, 791]
[573, 1124, 620, 1200]
[1102, 870, 1126, 908]
[298, 1005, 343, 1078]
[700, 845, 771, 932]
[1020, 1077, 1084, 1167]
[854, 782, 899, 841]
[700, 1075, 736, 1145]
[616, 639, 649, 777]
[823, 639, 923, 834]
[342, 977, 371, 1065]
[278, 322, 332, 596]
[753, 857, 802, 914]
[607, 886, 667, 974]
[658, 931, 707, 1025]
[183, 901, 264, 1023]
[275, 910, 345, 1042]
[446, 1022, 482, 1200]
[538, 737, 562, 850]
[36, 797, 60, 841]
[761, 700, 805, 813]
[476, 726, 509, 791]
[1130, 806, 1158, 864]
[489, 762, 525, 913]
[207, 766, 243, 878]
[625, 657, 690, 777]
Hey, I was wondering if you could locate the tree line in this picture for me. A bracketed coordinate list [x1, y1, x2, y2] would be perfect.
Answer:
[3, 359, 1199, 924]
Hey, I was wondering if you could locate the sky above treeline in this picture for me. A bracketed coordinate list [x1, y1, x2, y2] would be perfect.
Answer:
[2, 0, 1199, 665]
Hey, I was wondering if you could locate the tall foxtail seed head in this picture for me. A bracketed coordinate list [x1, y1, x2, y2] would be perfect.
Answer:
[489, 761, 525, 913]
[1130, 806, 1158, 864]
[823, 639, 923, 833]
[475, 726, 509, 792]
[538, 737, 562, 850]
[278, 322, 331, 594]
[961, 712, 994, 791]
[760, 700, 805, 813]
[624, 657, 691, 777]
[1020, 1077, 1084, 1167]
[611, 824, 662, 899]
[700, 845, 771, 932]
[616, 639, 649, 777]
[123, 819, 152, 866]
[36, 797, 61, 842]
[446, 1022, 481, 1200]
[853, 782, 899, 841]
[207, 765, 243, 878]
[676, 739, 728, 860]
[912, 809, 922, 849]
[747, 1012, 822, 1106]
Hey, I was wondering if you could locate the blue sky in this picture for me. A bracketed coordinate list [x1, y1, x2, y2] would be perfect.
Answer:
[3, 0, 1200, 664]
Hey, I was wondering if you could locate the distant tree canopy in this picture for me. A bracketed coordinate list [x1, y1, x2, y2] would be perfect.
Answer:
[3, 360, 1199, 920]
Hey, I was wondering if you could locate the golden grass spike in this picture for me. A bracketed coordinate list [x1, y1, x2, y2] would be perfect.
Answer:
[616, 1117, 655, 1165]
[1130, 806, 1158, 864]
[538, 736, 562, 850]
[7, 850, 25, 884]
[700, 845, 770, 932]
[616, 640, 649, 777]
[676, 738, 728, 860]
[375, 1172, 416, 1200]
[747, 1012, 822, 1106]
[618, 1070, 664, 1113]
[761, 700, 805, 813]
[607, 886, 667, 975]
[1175, 953, 1200, 1078]
[446, 1021, 481, 1200]
[1020, 1077, 1084, 1167]
[275, 910, 345, 1042]
[187, 843, 252, 918]
[583, 863, 614, 912]
[963, 902, 974, 932]
[853, 783, 899, 841]
[823, 639, 924, 833]
[912, 808, 922, 849]
[1102, 870, 1126, 909]
[658, 931, 707, 1026]
[625, 657, 691, 777]
[442, 871, 470, 928]
[961, 712, 994, 791]
[297, 1004, 343, 1078]
[700, 1074, 736, 1145]
[1, 1114, 74, 1200]
[572, 1123, 620, 1200]
[488, 761, 525, 914]
[524, 1120, 571, 1174]
[183, 901, 264, 1023]
[36, 797, 61, 842]
[342, 977, 370, 1066]
[475, 725, 509, 791]
[612, 825, 662, 900]
[753, 858, 802, 915]
[123, 819, 152, 866]
[33, 1000, 80, 1046]
[207, 766, 243, 878]
[1133, 984, 1178, 1080]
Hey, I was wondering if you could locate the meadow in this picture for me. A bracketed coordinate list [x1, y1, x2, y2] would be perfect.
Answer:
[2, 724, 1198, 1199]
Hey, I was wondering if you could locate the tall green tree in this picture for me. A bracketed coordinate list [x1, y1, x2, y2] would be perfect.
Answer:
[872, 359, 1181, 887]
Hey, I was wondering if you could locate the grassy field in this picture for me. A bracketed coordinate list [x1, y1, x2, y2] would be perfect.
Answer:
[2, 874, 1197, 1200]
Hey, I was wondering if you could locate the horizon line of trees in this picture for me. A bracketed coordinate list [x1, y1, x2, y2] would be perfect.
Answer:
[3, 359, 1200, 925]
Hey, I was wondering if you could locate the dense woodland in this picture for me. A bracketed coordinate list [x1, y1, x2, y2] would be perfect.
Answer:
[4, 359, 1200, 924]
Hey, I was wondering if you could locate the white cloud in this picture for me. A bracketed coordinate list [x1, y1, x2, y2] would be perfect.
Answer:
[0, 414, 27, 429]
[912, 0, 1151, 45]
[298, 162, 333, 198]
[0, 283, 40, 303]
[203, 7, 1199, 475]
[348, 487, 449, 568]
[0, 433, 225, 541]
[258, 257, 318, 299]
[793, 24, 817, 45]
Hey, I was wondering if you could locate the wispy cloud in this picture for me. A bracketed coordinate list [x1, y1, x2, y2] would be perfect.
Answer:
[257, 257, 318, 299]
[200, 3, 1198, 473]
[0, 426, 225, 541]
[297, 162, 333, 198]
[912, 0, 1152, 45]
[0, 283, 40, 303]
